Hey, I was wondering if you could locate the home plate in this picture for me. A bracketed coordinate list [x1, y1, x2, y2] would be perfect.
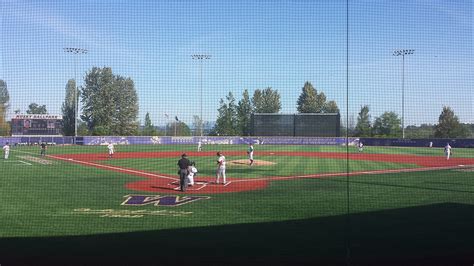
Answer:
[458, 165, 465, 167]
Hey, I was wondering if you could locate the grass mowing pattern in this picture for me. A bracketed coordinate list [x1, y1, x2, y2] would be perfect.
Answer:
[1, 144, 473, 263]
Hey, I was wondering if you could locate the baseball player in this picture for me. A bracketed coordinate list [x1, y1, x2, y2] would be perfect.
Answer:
[187, 162, 198, 186]
[40, 142, 47, 157]
[3, 142, 10, 160]
[358, 141, 364, 152]
[444, 143, 452, 160]
[216, 152, 226, 184]
[197, 140, 202, 152]
[107, 143, 115, 159]
[247, 144, 254, 166]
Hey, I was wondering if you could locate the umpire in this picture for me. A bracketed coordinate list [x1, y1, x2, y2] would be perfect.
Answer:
[177, 153, 191, 192]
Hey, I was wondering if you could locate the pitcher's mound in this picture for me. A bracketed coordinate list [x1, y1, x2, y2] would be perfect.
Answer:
[228, 159, 275, 166]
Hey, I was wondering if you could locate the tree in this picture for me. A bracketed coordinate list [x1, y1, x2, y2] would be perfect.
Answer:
[0, 80, 10, 135]
[405, 124, 434, 138]
[61, 79, 76, 136]
[77, 121, 90, 136]
[26, 103, 48, 114]
[81, 67, 139, 136]
[354, 105, 372, 137]
[214, 92, 239, 136]
[237, 89, 253, 135]
[434, 106, 469, 138]
[167, 121, 191, 136]
[297, 81, 339, 114]
[297, 82, 318, 113]
[372, 111, 401, 137]
[324, 100, 340, 113]
[142, 112, 157, 136]
[252, 87, 281, 113]
[192, 115, 203, 136]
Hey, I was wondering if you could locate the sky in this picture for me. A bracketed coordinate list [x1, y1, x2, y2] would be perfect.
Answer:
[0, 0, 472, 127]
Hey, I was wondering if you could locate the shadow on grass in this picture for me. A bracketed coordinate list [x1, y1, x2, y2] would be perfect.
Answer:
[1, 203, 473, 266]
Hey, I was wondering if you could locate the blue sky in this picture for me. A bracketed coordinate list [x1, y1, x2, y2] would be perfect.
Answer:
[0, 0, 472, 127]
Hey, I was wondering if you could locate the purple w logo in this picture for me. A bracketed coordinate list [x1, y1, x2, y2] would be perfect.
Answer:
[121, 195, 210, 207]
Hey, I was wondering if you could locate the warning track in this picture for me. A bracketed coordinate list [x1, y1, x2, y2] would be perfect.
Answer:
[51, 151, 474, 194]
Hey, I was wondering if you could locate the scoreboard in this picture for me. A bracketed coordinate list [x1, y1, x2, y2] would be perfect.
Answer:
[251, 113, 340, 137]
[11, 114, 63, 136]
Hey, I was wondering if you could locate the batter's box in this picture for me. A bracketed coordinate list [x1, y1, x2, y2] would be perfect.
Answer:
[168, 180, 209, 191]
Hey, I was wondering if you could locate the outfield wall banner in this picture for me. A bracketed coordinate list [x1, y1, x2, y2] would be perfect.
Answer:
[0, 137, 22, 146]
[2, 136, 474, 148]
[0, 137, 74, 146]
[80, 136, 354, 146]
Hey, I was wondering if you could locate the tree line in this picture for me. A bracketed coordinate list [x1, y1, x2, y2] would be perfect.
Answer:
[212, 81, 339, 136]
[0, 72, 472, 138]
[353, 105, 471, 138]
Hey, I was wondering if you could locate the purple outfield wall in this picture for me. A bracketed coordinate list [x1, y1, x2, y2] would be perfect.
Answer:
[78, 136, 353, 146]
[1, 136, 473, 148]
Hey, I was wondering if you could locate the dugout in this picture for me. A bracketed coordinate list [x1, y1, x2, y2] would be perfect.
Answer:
[251, 113, 340, 137]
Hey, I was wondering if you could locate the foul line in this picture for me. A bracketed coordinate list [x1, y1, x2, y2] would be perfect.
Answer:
[230, 164, 474, 183]
[41, 150, 474, 189]
[48, 155, 179, 181]
[2, 160, 32, 165]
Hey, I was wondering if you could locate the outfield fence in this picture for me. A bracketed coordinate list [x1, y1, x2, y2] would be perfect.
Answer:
[1, 136, 474, 148]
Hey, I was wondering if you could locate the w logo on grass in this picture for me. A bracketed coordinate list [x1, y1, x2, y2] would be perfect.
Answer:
[122, 195, 210, 207]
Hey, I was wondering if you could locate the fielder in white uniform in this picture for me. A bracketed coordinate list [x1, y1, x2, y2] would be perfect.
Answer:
[187, 163, 198, 186]
[107, 143, 115, 158]
[247, 144, 254, 165]
[444, 143, 452, 160]
[197, 140, 202, 152]
[216, 152, 226, 184]
[3, 142, 10, 160]
[358, 141, 364, 152]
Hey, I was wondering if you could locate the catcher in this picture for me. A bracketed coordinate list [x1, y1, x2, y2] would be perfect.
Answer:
[187, 161, 198, 186]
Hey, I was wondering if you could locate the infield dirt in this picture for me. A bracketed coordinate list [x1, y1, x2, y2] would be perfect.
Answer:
[228, 159, 275, 166]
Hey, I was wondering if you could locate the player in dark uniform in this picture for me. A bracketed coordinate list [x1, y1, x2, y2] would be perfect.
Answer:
[177, 153, 191, 192]
[40, 142, 47, 157]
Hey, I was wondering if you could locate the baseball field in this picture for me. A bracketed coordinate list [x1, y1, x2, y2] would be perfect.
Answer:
[1, 143, 474, 265]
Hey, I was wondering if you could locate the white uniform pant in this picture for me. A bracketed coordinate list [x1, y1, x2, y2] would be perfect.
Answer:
[216, 167, 226, 184]
[187, 173, 195, 186]
[4, 150, 9, 159]
[445, 151, 451, 160]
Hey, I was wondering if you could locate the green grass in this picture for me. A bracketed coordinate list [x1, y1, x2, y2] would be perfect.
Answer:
[1, 144, 473, 263]
[102, 156, 419, 178]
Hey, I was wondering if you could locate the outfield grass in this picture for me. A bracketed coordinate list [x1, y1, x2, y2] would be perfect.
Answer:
[102, 156, 419, 178]
[1, 144, 473, 264]
[9, 143, 474, 157]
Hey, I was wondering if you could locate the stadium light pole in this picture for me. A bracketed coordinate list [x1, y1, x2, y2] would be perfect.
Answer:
[393, 49, 414, 139]
[192, 54, 211, 137]
[64, 47, 88, 138]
